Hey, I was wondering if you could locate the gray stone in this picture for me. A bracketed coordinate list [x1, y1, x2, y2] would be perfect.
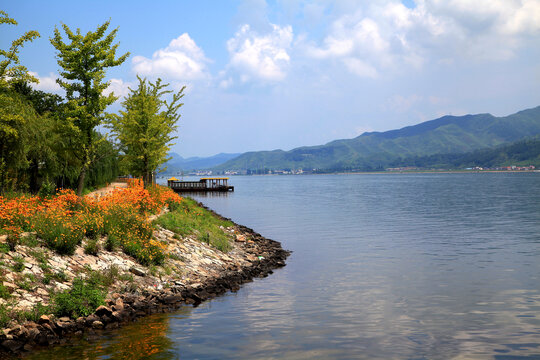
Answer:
[129, 266, 146, 277]
[91, 321, 104, 329]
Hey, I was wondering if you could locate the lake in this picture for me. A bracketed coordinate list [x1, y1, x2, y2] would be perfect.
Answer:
[29, 173, 540, 359]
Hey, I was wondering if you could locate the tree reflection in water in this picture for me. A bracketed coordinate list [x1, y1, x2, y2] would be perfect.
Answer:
[27, 306, 195, 360]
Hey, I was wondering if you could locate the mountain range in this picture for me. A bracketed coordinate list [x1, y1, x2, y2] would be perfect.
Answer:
[213, 106, 540, 172]
[162, 152, 240, 174]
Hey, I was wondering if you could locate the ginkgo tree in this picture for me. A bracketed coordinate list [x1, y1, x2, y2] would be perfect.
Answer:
[50, 20, 129, 196]
[109, 76, 185, 187]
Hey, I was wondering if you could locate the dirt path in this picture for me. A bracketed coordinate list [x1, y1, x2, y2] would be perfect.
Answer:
[85, 182, 128, 199]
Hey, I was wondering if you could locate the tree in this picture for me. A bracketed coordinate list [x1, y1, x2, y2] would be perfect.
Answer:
[0, 11, 40, 85]
[0, 12, 40, 193]
[50, 20, 129, 196]
[109, 76, 185, 186]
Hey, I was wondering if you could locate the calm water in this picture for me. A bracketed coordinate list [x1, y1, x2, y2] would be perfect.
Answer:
[29, 173, 540, 359]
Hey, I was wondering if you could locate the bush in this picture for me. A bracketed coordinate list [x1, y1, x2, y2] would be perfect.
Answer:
[0, 284, 11, 300]
[52, 277, 105, 318]
[34, 213, 85, 255]
[84, 238, 100, 255]
[156, 197, 233, 252]
[38, 178, 56, 198]
[11, 255, 25, 272]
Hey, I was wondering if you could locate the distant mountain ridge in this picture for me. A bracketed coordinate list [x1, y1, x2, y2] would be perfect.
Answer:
[162, 152, 240, 173]
[214, 106, 540, 172]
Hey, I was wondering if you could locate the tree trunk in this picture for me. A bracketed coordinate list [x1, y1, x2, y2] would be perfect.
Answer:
[29, 158, 39, 193]
[76, 166, 87, 196]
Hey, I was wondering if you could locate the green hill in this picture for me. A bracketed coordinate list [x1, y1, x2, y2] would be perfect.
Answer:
[214, 106, 540, 172]
[390, 137, 540, 169]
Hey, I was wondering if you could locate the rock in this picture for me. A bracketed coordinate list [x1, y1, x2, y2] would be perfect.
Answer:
[2, 282, 16, 293]
[94, 305, 113, 318]
[2, 339, 23, 352]
[129, 267, 146, 277]
[58, 317, 71, 323]
[91, 321, 103, 329]
[38, 315, 52, 325]
[8, 325, 28, 338]
[85, 314, 100, 325]
[113, 298, 124, 311]
[36, 288, 48, 297]
[27, 327, 40, 341]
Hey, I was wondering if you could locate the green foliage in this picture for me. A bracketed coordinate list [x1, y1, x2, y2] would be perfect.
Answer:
[84, 238, 100, 255]
[20, 232, 40, 247]
[38, 177, 56, 198]
[156, 197, 233, 252]
[0, 243, 9, 254]
[84, 265, 119, 288]
[15, 303, 50, 323]
[389, 137, 540, 170]
[0, 304, 11, 328]
[34, 213, 85, 255]
[50, 20, 129, 195]
[52, 277, 106, 318]
[11, 255, 25, 272]
[0, 11, 40, 84]
[109, 76, 184, 186]
[0, 283, 11, 300]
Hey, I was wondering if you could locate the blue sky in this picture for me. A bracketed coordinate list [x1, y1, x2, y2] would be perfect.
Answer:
[2, 0, 540, 157]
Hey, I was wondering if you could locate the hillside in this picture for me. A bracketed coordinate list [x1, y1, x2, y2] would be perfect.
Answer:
[214, 106, 540, 172]
[389, 137, 540, 169]
[162, 152, 240, 173]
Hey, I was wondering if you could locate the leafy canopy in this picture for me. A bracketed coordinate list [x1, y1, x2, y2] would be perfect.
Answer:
[50, 20, 129, 195]
[109, 76, 185, 185]
[0, 10, 40, 85]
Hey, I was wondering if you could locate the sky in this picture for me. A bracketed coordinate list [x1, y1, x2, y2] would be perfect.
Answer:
[2, 0, 540, 157]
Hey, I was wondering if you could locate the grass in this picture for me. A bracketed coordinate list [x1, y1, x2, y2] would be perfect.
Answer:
[11, 255, 25, 272]
[155, 197, 233, 252]
[52, 277, 106, 318]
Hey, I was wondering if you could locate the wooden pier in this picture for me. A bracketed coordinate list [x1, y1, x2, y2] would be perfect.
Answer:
[167, 177, 234, 192]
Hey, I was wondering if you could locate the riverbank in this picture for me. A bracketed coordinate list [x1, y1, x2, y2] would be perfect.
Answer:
[0, 191, 290, 357]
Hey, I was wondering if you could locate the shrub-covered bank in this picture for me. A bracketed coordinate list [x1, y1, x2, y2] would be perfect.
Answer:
[0, 185, 290, 357]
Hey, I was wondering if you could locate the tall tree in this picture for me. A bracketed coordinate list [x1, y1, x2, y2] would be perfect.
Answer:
[0, 11, 40, 193]
[50, 20, 129, 195]
[109, 76, 184, 186]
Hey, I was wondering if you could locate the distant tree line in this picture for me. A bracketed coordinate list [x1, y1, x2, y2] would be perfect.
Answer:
[0, 11, 184, 195]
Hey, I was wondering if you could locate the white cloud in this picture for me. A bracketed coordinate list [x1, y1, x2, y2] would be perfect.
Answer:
[303, 0, 540, 77]
[225, 23, 293, 84]
[103, 78, 133, 101]
[28, 72, 62, 93]
[132, 33, 210, 81]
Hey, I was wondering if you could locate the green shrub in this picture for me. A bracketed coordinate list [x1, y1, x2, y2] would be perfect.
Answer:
[20, 233, 40, 247]
[0, 243, 10, 254]
[0, 284, 11, 300]
[38, 178, 56, 198]
[84, 238, 100, 255]
[52, 277, 105, 318]
[105, 235, 120, 251]
[6, 233, 18, 251]
[156, 197, 232, 252]
[85, 266, 119, 288]
[16, 303, 50, 323]
[11, 255, 25, 272]
[0, 304, 11, 328]
[34, 213, 85, 255]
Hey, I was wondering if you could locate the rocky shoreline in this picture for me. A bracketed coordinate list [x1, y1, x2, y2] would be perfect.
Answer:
[0, 204, 290, 357]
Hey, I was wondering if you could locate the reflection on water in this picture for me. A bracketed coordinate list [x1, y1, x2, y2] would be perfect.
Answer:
[28, 307, 195, 359]
[28, 173, 540, 359]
